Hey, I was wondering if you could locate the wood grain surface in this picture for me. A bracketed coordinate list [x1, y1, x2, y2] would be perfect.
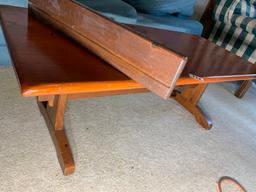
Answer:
[28, 0, 187, 99]
[1, 6, 256, 98]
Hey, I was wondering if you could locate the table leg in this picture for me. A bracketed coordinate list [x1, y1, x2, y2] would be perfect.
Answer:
[37, 94, 75, 175]
[173, 84, 213, 130]
[235, 80, 252, 99]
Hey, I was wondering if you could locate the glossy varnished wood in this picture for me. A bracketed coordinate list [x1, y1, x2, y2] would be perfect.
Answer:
[235, 80, 252, 98]
[0, 6, 146, 96]
[172, 84, 213, 129]
[38, 96, 75, 175]
[1, 6, 256, 175]
[127, 24, 256, 79]
[1, 6, 256, 97]
[29, 0, 186, 99]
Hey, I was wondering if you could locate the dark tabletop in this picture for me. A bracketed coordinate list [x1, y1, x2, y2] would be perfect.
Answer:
[126, 24, 256, 78]
[1, 6, 256, 95]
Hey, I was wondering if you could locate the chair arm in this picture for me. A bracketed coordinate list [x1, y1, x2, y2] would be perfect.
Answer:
[229, 15, 256, 35]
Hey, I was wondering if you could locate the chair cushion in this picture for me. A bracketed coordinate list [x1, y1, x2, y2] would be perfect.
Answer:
[212, 0, 256, 35]
[232, 0, 256, 18]
[75, 0, 138, 23]
[210, 0, 256, 64]
[135, 14, 203, 35]
[123, 0, 196, 16]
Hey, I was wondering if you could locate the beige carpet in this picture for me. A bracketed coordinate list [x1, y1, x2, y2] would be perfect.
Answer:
[0, 67, 256, 192]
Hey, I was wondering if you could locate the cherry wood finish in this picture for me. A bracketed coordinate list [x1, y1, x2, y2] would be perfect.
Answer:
[1, 6, 256, 98]
[126, 24, 256, 79]
[1, 6, 256, 175]
[38, 96, 75, 175]
[235, 81, 253, 99]
[173, 84, 212, 129]
[0, 6, 145, 96]
[29, 0, 187, 99]
[235, 80, 252, 98]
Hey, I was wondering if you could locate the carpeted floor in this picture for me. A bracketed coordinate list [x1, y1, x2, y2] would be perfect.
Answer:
[0, 67, 256, 192]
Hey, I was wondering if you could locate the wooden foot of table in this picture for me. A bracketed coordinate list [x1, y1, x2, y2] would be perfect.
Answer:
[173, 84, 213, 130]
[37, 95, 75, 175]
[235, 80, 252, 99]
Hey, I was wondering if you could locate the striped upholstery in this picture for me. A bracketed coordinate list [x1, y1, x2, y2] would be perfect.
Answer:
[209, 0, 256, 64]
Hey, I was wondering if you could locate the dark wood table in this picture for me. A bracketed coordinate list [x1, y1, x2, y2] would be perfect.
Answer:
[1, 6, 256, 175]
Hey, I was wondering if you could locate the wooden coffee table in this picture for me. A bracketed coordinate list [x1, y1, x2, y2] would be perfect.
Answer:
[1, 6, 256, 175]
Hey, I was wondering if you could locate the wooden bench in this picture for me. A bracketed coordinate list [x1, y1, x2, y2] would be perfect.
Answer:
[1, 6, 256, 175]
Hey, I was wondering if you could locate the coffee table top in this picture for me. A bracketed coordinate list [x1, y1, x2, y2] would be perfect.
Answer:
[1, 6, 256, 97]
[127, 24, 256, 78]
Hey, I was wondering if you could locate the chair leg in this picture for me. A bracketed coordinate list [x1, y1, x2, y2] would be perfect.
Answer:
[37, 94, 75, 176]
[235, 80, 252, 99]
[173, 84, 213, 130]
